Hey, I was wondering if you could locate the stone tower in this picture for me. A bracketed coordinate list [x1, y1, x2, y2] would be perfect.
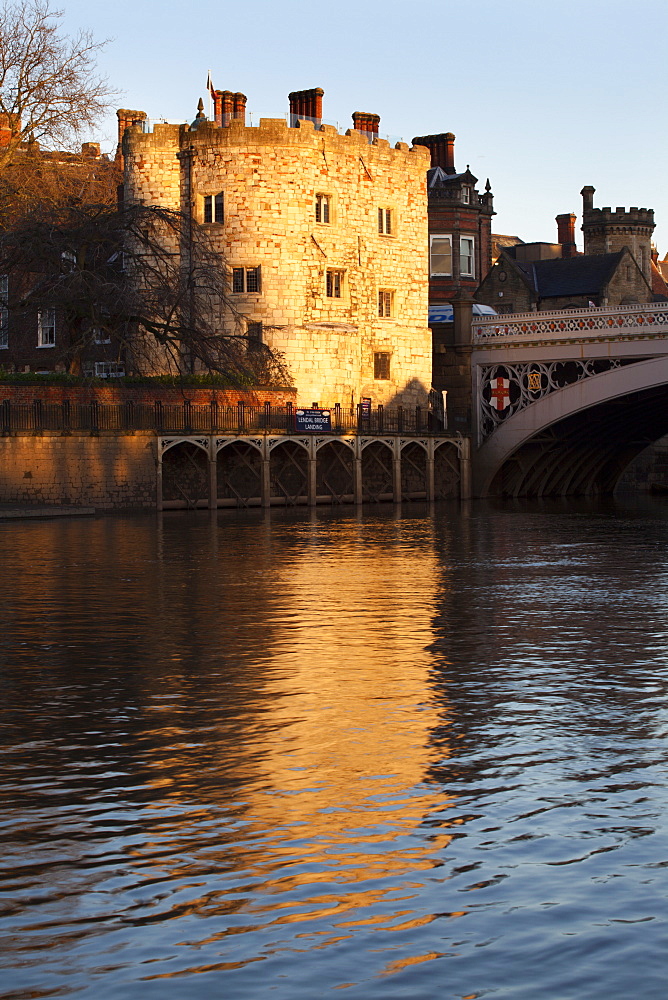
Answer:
[581, 185, 655, 286]
[121, 88, 433, 407]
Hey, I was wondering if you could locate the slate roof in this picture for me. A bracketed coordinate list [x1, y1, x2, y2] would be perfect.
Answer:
[427, 165, 478, 188]
[510, 251, 625, 298]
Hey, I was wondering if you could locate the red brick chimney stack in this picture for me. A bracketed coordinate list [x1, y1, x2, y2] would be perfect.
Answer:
[411, 132, 457, 174]
[352, 112, 380, 136]
[233, 93, 246, 123]
[556, 213, 577, 258]
[288, 88, 324, 125]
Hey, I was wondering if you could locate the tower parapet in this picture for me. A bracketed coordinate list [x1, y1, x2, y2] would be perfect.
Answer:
[581, 185, 655, 284]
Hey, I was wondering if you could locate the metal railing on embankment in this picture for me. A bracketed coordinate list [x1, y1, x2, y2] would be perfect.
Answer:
[0, 400, 446, 436]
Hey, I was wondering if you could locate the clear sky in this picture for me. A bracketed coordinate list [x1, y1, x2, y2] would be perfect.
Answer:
[60, 0, 668, 252]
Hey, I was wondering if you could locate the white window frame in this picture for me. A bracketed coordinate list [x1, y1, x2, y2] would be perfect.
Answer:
[430, 234, 452, 276]
[378, 207, 393, 235]
[0, 275, 7, 349]
[460, 236, 475, 278]
[37, 309, 56, 347]
[315, 193, 331, 224]
[94, 361, 125, 378]
[92, 326, 111, 345]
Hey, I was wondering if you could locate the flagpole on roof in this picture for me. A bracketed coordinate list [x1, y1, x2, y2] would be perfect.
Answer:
[206, 70, 213, 119]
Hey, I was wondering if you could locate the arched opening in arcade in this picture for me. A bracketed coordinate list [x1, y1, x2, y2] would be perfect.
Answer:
[400, 441, 427, 500]
[217, 442, 262, 507]
[269, 440, 308, 504]
[361, 442, 393, 502]
[434, 441, 461, 499]
[316, 441, 354, 503]
[161, 441, 209, 509]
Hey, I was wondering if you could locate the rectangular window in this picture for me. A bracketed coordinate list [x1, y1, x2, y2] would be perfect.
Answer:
[374, 352, 391, 380]
[95, 361, 125, 378]
[37, 309, 56, 347]
[315, 193, 330, 224]
[326, 269, 344, 298]
[247, 321, 263, 344]
[0, 275, 7, 349]
[378, 208, 392, 235]
[378, 289, 393, 317]
[204, 192, 224, 224]
[460, 236, 475, 277]
[232, 267, 261, 293]
[92, 326, 110, 344]
[430, 235, 452, 276]
[461, 187, 470, 204]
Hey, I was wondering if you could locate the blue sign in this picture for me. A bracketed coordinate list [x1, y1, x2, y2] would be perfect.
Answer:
[295, 408, 332, 432]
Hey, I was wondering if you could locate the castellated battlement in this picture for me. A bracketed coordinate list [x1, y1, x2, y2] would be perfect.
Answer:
[122, 115, 428, 168]
[580, 185, 655, 284]
[584, 206, 654, 226]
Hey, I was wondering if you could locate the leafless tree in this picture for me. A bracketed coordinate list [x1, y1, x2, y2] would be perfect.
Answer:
[0, 200, 292, 385]
[0, 0, 113, 169]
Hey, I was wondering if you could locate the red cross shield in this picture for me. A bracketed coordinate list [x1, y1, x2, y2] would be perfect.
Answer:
[489, 376, 511, 411]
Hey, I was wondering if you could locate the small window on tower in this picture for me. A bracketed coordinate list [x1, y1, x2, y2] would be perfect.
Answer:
[326, 269, 344, 298]
[203, 192, 224, 224]
[378, 289, 394, 317]
[374, 352, 391, 380]
[378, 208, 393, 235]
[315, 193, 331, 224]
[232, 267, 261, 293]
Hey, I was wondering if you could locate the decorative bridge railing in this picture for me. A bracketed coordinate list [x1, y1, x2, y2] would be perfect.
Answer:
[473, 302, 668, 344]
[0, 400, 446, 436]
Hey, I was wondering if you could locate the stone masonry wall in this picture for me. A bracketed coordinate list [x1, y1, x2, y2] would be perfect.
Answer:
[123, 118, 432, 408]
[0, 432, 157, 508]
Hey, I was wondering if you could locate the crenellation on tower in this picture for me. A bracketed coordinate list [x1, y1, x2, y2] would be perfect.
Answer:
[581, 186, 655, 284]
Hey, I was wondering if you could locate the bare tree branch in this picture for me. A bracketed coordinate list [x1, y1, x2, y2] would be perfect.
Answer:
[0, 0, 114, 169]
[0, 200, 293, 386]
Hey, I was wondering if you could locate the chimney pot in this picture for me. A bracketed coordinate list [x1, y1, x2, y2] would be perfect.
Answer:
[289, 88, 324, 127]
[556, 213, 577, 257]
[411, 132, 456, 173]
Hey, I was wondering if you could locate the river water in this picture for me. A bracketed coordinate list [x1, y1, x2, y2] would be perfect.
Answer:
[0, 499, 666, 999]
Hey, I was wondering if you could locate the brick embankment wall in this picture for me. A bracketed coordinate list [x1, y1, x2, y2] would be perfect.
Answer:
[0, 385, 297, 406]
[0, 432, 157, 509]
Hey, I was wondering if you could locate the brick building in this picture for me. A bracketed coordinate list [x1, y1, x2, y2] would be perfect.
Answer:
[121, 88, 433, 409]
[0, 130, 120, 375]
[476, 187, 659, 313]
[410, 131, 495, 312]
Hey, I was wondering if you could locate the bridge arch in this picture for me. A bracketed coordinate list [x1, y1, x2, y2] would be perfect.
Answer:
[475, 356, 668, 497]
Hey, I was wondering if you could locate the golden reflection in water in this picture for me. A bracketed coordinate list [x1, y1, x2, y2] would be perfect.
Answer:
[137, 515, 460, 965]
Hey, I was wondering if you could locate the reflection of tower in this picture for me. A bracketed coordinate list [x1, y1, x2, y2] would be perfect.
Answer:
[581, 185, 655, 286]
